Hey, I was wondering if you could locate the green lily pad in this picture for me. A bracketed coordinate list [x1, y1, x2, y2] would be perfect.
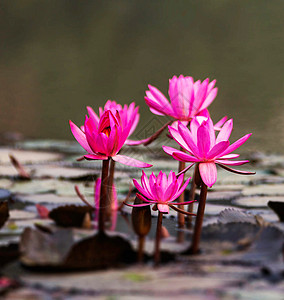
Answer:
[207, 190, 242, 202]
[17, 140, 83, 154]
[32, 165, 98, 180]
[242, 184, 284, 196]
[232, 196, 284, 208]
[0, 148, 62, 165]
[9, 210, 37, 220]
[10, 180, 61, 195]
[0, 179, 13, 189]
[15, 193, 83, 205]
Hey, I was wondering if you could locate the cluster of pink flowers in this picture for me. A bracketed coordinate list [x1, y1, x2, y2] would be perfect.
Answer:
[70, 74, 253, 263]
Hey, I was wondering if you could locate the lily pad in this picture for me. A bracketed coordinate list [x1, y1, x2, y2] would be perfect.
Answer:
[242, 184, 284, 196]
[17, 139, 82, 154]
[193, 204, 240, 216]
[49, 205, 93, 228]
[32, 165, 98, 180]
[0, 179, 13, 189]
[10, 180, 93, 197]
[206, 190, 242, 202]
[20, 227, 136, 270]
[9, 210, 37, 220]
[0, 148, 62, 165]
[10, 180, 62, 195]
[15, 193, 83, 205]
[232, 196, 284, 208]
[218, 208, 259, 225]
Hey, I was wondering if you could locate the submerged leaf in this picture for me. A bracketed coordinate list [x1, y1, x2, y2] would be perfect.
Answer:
[49, 205, 93, 228]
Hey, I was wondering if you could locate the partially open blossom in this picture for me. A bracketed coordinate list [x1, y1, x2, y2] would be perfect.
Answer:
[145, 75, 218, 126]
[124, 171, 194, 214]
[163, 116, 254, 188]
[70, 109, 152, 168]
[85, 100, 141, 145]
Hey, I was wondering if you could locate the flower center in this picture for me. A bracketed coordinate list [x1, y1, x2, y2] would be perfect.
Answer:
[102, 126, 111, 137]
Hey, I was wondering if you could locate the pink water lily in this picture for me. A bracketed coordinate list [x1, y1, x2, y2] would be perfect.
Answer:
[85, 100, 144, 145]
[163, 116, 254, 188]
[145, 75, 218, 126]
[124, 171, 195, 214]
[70, 109, 152, 168]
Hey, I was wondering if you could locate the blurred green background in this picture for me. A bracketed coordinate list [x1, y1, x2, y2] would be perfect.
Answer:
[0, 0, 283, 153]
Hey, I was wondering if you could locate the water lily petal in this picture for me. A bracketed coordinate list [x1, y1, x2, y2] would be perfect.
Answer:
[172, 151, 200, 162]
[197, 122, 211, 158]
[215, 159, 249, 166]
[168, 126, 192, 153]
[84, 154, 109, 160]
[157, 204, 169, 213]
[216, 119, 233, 143]
[177, 122, 200, 156]
[207, 141, 230, 160]
[112, 154, 152, 168]
[220, 133, 252, 156]
[199, 162, 217, 187]
[69, 120, 93, 154]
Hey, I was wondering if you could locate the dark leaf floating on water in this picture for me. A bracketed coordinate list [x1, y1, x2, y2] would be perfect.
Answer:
[268, 201, 284, 222]
[63, 233, 136, 270]
[49, 205, 93, 228]
[0, 201, 9, 228]
[20, 227, 136, 270]
[20, 227, 74, 267]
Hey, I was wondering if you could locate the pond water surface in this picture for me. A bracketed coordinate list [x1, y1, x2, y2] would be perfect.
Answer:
[0, 1, 284, 153]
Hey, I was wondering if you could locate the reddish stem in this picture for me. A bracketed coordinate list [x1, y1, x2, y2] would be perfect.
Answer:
[177, 147, 186, 224]
[98, 159, 110, 234]
[190, 181, 208, 254]
[106, 159, 115, 217]
[143, 120, 173, 146]
[138, 235, 145, 263]
[154, 211, 163, 266]
[186, 164, 197, 229]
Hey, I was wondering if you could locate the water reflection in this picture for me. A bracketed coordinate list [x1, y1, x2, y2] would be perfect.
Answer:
[0, 1, 283, 153]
